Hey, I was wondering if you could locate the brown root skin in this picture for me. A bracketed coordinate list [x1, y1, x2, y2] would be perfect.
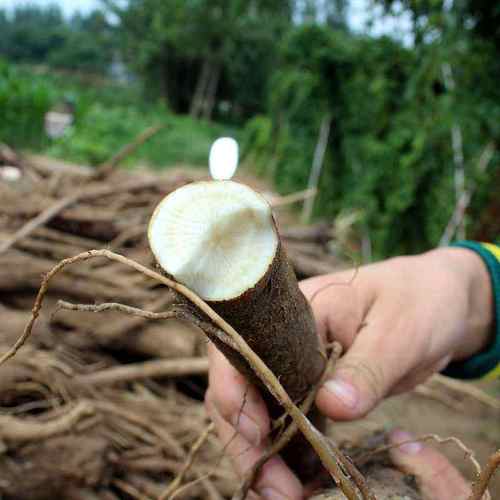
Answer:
[147, 181, 328, 479]
[192, 242, 326, 481]
[207, 243, 325, 410]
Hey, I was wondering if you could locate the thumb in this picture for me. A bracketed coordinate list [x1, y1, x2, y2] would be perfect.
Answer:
[388, 430, 471, 500]
[316, 327, 406, 420]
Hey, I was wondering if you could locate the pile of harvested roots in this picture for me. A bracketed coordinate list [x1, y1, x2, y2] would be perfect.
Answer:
[1, 140, 499, 500]
[0, 143, 350, 499]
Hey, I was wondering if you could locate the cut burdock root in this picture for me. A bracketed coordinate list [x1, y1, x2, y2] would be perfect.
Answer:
[148, 180, 326, 480]
[149, 181, 279, 302]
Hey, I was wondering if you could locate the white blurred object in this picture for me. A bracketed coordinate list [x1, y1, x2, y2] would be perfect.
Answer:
[0, 166, 21, 182]
[45, 111, 73, 139]
[209, 137, 239, 180]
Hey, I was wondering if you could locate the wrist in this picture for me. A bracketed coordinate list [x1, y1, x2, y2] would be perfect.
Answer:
[428, 247, 494, 361]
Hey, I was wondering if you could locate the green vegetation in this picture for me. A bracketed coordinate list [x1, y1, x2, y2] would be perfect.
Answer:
[244, 22, 500, 256]
[0, 5, 115, 74]
[110, 0, 293, 120]
[44, 99, 236, 168]
[0, 62, 54, 149]
[0, 64, 235, 167]
[0, 0, 498, 257]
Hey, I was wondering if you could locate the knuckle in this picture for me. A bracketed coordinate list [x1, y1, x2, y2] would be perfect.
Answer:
[207, 383, 241, 423]
[340, 357, 387, 403]
[217, 401, 237, 423]
[361, 363, 387, 402]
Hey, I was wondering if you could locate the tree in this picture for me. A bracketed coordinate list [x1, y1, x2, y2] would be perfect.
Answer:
[243, 7, 499, 257]
[0, 5, 116, 75]
[0, 5, 66, 62]
[108, 0, 292, 119]
[49, 10, 116, 73]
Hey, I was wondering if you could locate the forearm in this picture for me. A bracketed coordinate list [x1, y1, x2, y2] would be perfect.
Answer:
[440, 241, 500, 379]
[433, 247, 494, 360]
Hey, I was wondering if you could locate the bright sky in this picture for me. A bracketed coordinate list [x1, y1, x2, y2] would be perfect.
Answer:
[0, 0, 99, 16]
[0, 0, 412, 44]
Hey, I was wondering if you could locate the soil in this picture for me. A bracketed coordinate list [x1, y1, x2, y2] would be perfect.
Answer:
[329, 382, 500, 496]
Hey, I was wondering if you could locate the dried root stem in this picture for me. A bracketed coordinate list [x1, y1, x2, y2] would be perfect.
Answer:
[112, 479, 153, 500]
[74, 357, 209, 386]
[158, 423, 215, 500]
[469, 449, 500, 500]
[0, 401, 94, 443]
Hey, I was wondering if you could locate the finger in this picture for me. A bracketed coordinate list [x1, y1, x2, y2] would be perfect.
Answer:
[389, 430, 471, 500]
[316, 317, 412, 420]
[206, 395, 303, 500]
[299, 273, 366, 347]
[207, 342, 270, 445]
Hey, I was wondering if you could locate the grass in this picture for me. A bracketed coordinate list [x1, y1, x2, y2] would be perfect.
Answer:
[3, 63, 240, 169]
[45, 102, 238, 168]
[0, 61, 54, 149]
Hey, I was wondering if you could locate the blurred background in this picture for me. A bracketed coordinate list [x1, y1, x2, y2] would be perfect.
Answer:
[1, 0, 499, 260]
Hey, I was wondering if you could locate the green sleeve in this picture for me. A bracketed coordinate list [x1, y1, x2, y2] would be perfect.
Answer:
[441, 241, 500, 380]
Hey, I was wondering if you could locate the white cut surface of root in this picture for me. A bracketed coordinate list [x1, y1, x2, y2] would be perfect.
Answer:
[148, 181, 278, 301]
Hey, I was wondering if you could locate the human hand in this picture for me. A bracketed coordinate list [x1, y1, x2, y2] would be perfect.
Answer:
[305, 247, 493, 420]
[205, 247, 493, 498]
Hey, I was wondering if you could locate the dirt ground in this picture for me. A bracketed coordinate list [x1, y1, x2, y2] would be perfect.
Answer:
[331, 380, 500, 496]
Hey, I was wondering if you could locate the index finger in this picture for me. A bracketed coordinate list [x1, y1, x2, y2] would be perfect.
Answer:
[299, 272, 365, 349]
[207, 342, 270, 443]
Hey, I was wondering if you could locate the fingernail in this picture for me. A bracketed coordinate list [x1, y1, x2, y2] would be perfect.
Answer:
[391, 430, 423, 455]
[231, 413, 261, 446]
[260, 487, 287, 500]
[323, 378, 358, 409]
